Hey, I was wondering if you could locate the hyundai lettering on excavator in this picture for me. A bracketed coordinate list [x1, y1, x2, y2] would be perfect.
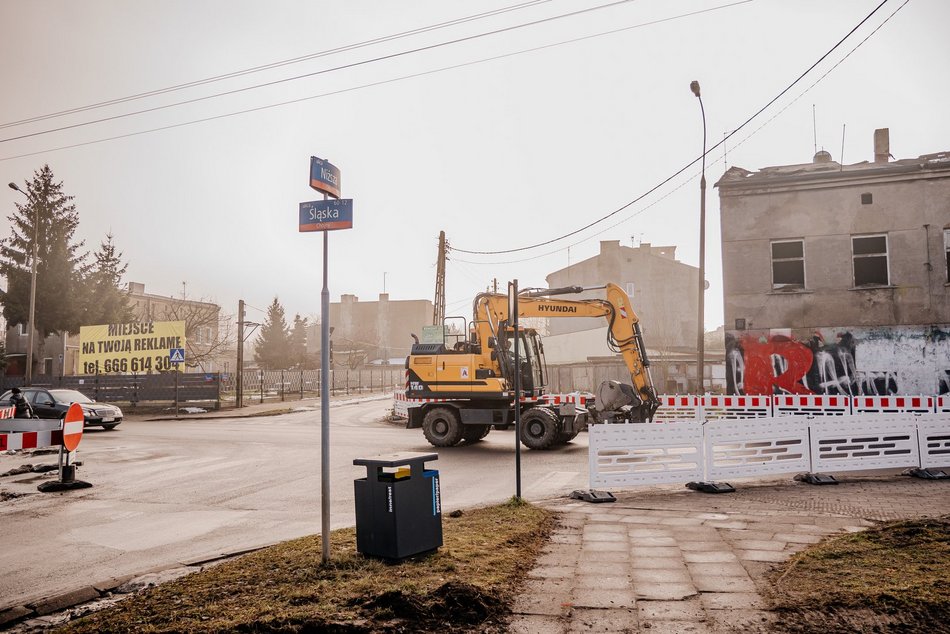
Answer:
[404, 283, 659, 450]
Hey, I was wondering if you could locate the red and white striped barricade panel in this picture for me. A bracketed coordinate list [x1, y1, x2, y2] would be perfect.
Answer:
[654, 395, 700, 422]
[774, 395, 851, 417]
[852, 396, 934, 415]
[936, 396, 950, 414]
[589, 422, 704, 488]
[541, 393, 589, 407]
[915, 413, 950, 469]
[809, 415, 920, 473]
[0, 418, 64, 451]
[0, 406, 14, 419]
[392, 391, 409, 418]
[705, 417, 810, 481]
[700, 395, 772, 421]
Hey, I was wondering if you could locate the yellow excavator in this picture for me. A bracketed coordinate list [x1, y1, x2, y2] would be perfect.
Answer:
[405, 283, 658, 449]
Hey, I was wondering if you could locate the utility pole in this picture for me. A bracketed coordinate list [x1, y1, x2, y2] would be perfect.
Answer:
[236, 300, 245, 408]
[433, 230, 447, 325]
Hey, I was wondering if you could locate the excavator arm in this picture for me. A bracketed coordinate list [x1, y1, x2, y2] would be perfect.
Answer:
[473, 282, 658, 421]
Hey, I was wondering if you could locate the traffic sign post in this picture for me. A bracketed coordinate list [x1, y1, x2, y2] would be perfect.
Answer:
[304, 156, 352, 564]
[170, 348, 185, 418]
[38, 403, 92, 492]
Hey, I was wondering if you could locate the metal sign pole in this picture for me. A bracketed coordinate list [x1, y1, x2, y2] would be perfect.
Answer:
[511, 279, 522, 499]
[321, 205, 331, 565]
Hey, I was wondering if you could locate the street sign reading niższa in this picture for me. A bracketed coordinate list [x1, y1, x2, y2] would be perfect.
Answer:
[299, 199, 353, 232]
[309, 156, 341, 198]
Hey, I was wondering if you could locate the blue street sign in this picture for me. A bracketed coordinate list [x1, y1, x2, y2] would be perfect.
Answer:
[309, 156, 341, 198]
[299, 198, 353, 232]
[170, 348, 185, 363]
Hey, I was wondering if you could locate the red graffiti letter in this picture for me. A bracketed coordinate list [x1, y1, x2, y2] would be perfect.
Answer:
[740, 335, 813, 395]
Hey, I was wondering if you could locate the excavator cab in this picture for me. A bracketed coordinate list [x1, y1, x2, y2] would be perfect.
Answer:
[495, 325, 545, 398]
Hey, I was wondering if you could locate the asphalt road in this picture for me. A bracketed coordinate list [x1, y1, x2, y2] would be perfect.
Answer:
[0, 399, 590, 610]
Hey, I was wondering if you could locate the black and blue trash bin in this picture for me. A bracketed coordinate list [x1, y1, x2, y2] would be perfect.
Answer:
[353, 451, 442, 560]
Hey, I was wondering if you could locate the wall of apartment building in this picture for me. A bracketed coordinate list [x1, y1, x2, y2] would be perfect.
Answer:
[718, 135, 950, 395]
[311, 293, 433, 362]
[544, 240, 700, 354]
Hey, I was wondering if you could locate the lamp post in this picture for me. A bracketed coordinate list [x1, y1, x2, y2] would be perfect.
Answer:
[7, 182, 38, 386]
[690, 80, 707, 394]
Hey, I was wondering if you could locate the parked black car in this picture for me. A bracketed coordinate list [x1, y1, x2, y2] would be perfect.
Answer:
[0, 388, 123, 430]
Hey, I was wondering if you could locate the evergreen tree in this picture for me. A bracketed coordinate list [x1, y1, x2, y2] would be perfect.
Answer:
[254, 297, 291, 370]
[83, 233, 133, 325]
[0, 166, 86, 354]
[289, 314, 309, 369]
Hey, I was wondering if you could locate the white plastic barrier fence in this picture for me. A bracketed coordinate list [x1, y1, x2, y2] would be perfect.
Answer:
[704, 417, 810, 480]
[852, 395, 934, 415]
[589, 422, 704, 487]
[916, 414, 950, 469]
[809, 416, 920, 473]
[701, 395, 772, 420]
[589, 414, 950, 489]
[774, 395, 850, 417]
[935, 396, 950, 414]
[654, 395, 700, 422]
[392, 391, 409, 418]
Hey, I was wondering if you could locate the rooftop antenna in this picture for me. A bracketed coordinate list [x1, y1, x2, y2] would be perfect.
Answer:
[812, 104, 818, 154]
[723, 131, 728, 169]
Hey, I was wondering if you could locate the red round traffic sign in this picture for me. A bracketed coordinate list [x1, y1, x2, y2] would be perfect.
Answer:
[62, 402, 84, 452]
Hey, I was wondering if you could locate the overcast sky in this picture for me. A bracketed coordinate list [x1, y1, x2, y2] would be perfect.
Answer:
[1, 0, 946, 333]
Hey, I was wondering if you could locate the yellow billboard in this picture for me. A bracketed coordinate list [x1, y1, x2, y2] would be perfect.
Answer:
[79, 321, 186, 374]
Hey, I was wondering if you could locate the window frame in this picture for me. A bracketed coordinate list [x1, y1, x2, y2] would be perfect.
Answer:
[944, 229, 950, 284]
[770, 239, 805, 289]
[851, 233, 890, 287]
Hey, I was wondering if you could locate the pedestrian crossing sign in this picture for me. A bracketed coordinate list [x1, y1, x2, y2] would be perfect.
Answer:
[170, 348, 185, 363]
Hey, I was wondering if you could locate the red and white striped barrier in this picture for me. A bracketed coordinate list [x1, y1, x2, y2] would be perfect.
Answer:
[654, 395, 700, 422]
[701, 395, 772, 420]
[934, 396, 949, 414]
[0, 428, 63, 451]
[774, 394, 851, 417]
[852, 396, 934, 415]
[0, 406, 14, 419]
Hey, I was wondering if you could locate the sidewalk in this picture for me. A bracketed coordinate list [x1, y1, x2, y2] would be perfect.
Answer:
[511, 473, 950, 633]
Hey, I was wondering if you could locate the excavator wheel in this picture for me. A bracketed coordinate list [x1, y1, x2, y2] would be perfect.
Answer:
[461, 424, 491, 443]
[422, 407, 464, 447]
[520, 407, 561, 450]
[558, 429, 580, 445]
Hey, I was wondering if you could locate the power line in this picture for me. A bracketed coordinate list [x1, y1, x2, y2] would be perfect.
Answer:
[452, 0, 896, 255]
[1, 0, 641, 144]
[0, 0, 750, 162]
[0, 0, 555, 131]
[452, 0, 910, 266]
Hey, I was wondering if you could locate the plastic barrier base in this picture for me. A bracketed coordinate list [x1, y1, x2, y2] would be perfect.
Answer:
[795, 473, 839, 485]
[686, 481, 735, 494]
[904, 467, 950, 480]
[570, 489, 616, 503]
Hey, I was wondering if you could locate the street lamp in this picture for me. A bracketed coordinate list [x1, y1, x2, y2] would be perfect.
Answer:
[8, 182, 38, 386]
[690, 80, 707, 394]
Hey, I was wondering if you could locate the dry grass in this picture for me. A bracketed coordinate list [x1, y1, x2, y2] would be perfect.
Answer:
[59, 499, 555, 633]
[768, 515, 950, 633]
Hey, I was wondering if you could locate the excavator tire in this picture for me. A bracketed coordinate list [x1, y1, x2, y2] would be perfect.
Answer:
[520, 407, 561, 450]
[558, 429, 580, 444]
[461, 424, 491, 443]
[423, 407, 464, 447]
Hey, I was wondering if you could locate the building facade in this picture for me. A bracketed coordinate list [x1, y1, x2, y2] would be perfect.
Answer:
[544, 240, 718, 393]
[308, 293, 433, 367]
[717, 129, 950, 396]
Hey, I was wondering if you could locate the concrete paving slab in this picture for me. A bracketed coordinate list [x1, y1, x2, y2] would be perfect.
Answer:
[632, 582, 698, 601]
[637, 598, 705, 621]
[682, 551, 739, 563]
[571, 588, 637, 609]
[685, 562, 749, 577]
[735, 549, 790, 563]
[576, 561, 630, 576]
[699, 592, 768, 611]
[575, 575, 632, 591]
[507, 614, 566, 633]
[567, 608, 637, 633]
[691, 574, 757, 593]
[628, 556, 689, 570]
[629, 546, 681, 558]
[630, 568, 693, 584]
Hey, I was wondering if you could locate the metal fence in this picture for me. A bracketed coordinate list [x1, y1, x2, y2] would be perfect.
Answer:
[223, 367, 404, 405]
[0, 373, 220, 406]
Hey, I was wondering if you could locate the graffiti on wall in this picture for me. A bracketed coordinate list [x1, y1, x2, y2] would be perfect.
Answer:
[726, 325, 950, 396]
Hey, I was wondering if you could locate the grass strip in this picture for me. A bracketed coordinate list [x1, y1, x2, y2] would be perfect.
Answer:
[60, 498, 555, 633]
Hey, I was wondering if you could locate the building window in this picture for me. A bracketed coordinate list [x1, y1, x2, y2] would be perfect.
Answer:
[17, 323, 26, 336]
[625, 282, 636, 297]
[944, 229, 950, 283]
[852, 234, 889, 287]
[771, 240, 804, 288]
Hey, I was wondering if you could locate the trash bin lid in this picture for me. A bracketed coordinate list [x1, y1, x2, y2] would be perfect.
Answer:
[353, 451, 438, 467]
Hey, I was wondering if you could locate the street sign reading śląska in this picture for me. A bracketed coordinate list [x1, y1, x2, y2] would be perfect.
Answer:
[299, 199, 353, 232]
[310, 156, 341, 198]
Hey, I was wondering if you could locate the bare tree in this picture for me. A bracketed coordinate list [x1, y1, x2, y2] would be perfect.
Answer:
[155, 296, 234, 372]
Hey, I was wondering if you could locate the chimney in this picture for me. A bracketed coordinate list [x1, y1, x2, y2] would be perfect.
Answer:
[874, 128, 890, 163]
[600, 240, 621, 255]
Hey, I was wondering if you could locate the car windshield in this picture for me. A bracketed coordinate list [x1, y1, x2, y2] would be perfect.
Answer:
[50, 390, 94, 405]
